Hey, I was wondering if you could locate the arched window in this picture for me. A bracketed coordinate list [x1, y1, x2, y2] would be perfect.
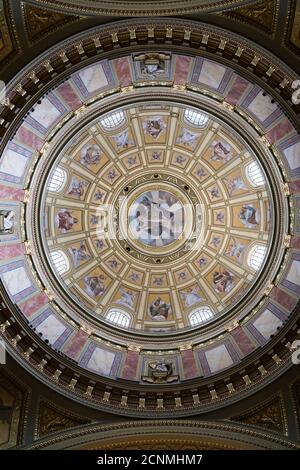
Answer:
[248, 244, 267, 271]
[184, 108, 209, 128]
[106, 309, 131, 328]
[50, 250, 70, 275]
[48, 167, 67, 193]
[246, 161, 265, 187]
[100, 111, 125, 130]
[189, 307, 214, 326]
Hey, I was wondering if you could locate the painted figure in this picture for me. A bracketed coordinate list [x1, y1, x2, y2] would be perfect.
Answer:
[0, 210, 15, 234]
[215, 211, 225, 223]
[126, 156, 137, 167]
[175, 155, 186, 165]
[108, 259, 119, 270]
[116, 288, 136, 309]
[224, 176, 247, 196]
[80, 144, 102, 166]
[84, 274, 106, 297]
[106, 168, 118, 183]
[94, 190, 105, 201]
[112, 130, 133, 150]
[67, 176, 87, 198]
[239, 205, 259, 228]
[128, 272, 140, 282]
[176, 128, 199, 149]
[95, 239, 105, 250]
[152, 277, 164, 286]
[211, 140, 232, 163]
[213, 270, 234, 294]
[210, 236, 222, 248]
[69, 243, 91, 267]
[198, 257, 208, 268]
[143, 117, 166, 139]
[225, 238, 246, 263]
[151, 151, 162, 161]
[129, 190, 184, 247]
[209, 187, 221, 199]
[195, 167, 207, 179]
[149, 297, 171, 321]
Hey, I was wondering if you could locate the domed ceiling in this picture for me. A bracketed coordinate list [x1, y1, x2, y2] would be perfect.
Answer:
[26, 0, 257, 16]
[39, 102, 272, 333]
[0, 17, 299, 417]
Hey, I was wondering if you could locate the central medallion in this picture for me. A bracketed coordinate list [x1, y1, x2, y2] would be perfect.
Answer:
[117, 178, 198, 261]
[128, 190, 184, 248]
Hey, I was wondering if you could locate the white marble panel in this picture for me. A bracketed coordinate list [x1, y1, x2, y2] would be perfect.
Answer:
[198, 60, 226, 89]
[87, 347, 115, 375]
[2, 266, 31, 296]
[283, 141, 300, 170]
[248, 91, 277, 122]
[0, 149, 28, 177]
[286, 259, 300, 285]
[36, 314, 66, 345]
[205, 344, 233, 373]
[30, 98, 61, 128]
[78, 64, 108, 93]
[253, 309, 282, 340]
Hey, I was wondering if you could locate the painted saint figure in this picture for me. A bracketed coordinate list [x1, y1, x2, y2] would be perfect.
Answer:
[56, 210, 78, 233]
[225, 238, 246, 263]
[84, 274, 106, 297]
[69, 243, 91, 267]
[176, 128, 199, 149]
[149, 297, 171, 321]
[112, 130, 133, 150]
[67, 176, 87, 199]
[211, 140, 232, 163]
[129, 190, 184, 247]
[239, 205, 259, 228]
[80, 144, 101, 166]
[224, 176, 247, 196]
[143, 117, 166, 139]
[116, 288, 136, 309]
[213, 270, 235, 294]
[0, 210, 15, 234]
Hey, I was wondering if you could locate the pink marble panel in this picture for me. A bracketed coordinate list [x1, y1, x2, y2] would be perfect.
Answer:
[231, 327, 257, 356]
[291, 236, 300, 249]
[19, 292, 49, 318]
[113, 57, 132, 87]
[63, 329, 88, 360]
[174, 56, 192, 85]
[121, 350, 139, 380]
[271, 286, 297, 310]
[14, 125, 44, 151]
[225, 76, 249, 105]
[56, 81, 82, 111]
[0, 184, 24, 201]
[0, 243, 24, 260]
[289, 180, 300, 193]
[266, 119, 294, 144]
[181, 349, 198, 379]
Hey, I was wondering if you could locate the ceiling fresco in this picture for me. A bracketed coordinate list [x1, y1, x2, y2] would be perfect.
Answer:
[0, 12, 299, 417]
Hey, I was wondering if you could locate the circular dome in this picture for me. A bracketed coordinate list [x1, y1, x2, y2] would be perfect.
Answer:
[31, 101, 273, 334]
[0, 17, 298, 417]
